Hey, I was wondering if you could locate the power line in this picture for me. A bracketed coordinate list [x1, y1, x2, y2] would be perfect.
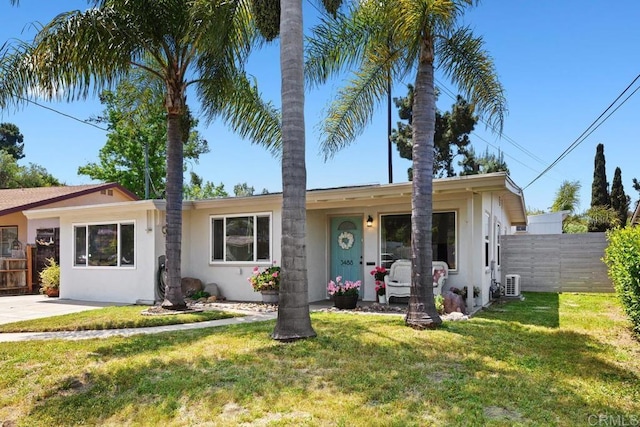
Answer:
[470, 130, 545, 176]
[14, 95, 107, 131]
[523, 72, 640, 190]
[435, 79, 549, 167]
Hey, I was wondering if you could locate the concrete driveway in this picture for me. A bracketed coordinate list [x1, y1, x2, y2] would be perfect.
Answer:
[0, 295, 119, 325]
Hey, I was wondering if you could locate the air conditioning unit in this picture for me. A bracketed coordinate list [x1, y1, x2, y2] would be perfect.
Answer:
[504, 274, 521, 297]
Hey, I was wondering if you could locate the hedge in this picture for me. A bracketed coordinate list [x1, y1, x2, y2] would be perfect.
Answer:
[603, 227, 640, 335]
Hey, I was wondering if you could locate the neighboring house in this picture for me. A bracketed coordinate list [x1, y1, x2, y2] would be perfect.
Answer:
[24, 172, 527, 306]
[0, 184, 138, 291]
[512, 210, 570, 235]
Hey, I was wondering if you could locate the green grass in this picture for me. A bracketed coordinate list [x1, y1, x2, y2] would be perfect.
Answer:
[0, 306, 238, 333]
[0, 293, 638, 426]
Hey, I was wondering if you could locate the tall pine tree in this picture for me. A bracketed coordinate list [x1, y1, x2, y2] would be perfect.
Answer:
[391, 88, 477, 179]
[610, 167, 629, 226]
[588, 143, 617, 232]
[591, 143, 610, 208]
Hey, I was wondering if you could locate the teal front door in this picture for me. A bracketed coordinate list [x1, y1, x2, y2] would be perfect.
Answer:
[330, 217, 363, 296]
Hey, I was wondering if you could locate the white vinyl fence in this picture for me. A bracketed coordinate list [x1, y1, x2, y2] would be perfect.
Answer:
[501, 233, 614, 293]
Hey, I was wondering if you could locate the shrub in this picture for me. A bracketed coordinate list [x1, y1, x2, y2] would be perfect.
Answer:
[435, 294, 444, 315]
[603, 227, 640, 335]
[190, 290, 210, 300]
[39, 258, 60, 292]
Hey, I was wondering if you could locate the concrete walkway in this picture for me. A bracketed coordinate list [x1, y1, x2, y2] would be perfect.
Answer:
[0, 295, 277, 343]
[0, 295, 118, 325]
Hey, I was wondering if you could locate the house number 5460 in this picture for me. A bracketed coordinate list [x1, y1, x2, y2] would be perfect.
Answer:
[340, 260, 353, 266]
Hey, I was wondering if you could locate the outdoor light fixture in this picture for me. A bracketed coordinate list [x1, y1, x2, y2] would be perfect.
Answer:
[367, 215, 374, 227]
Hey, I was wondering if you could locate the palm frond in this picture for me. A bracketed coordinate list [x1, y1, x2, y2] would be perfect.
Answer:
[319, 48, 395, 159]
[197, 69, 281, 156]
[305, 3, 384, 88]
[436, 26, 507, 133]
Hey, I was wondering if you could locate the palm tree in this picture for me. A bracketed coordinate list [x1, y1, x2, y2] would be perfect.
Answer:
[551, 180, 581, 214]
[252, 0, 342, 340]
[0, 0, 280, 309]
[306, 0, 506, 328]
[271, 0, 315, 340]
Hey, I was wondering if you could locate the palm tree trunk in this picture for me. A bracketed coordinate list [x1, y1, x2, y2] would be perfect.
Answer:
[272, 0, 316, 341]
[405, 35, 442, 329]
[161, 109, 186, 310]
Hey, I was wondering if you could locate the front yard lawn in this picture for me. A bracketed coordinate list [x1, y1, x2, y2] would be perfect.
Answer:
[0, 292, 637, 426]
[0, 305, 237, 333]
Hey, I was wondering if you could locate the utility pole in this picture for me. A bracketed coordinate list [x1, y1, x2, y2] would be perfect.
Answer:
[387, 72, 393, 184]
[144, 141, 149, 199]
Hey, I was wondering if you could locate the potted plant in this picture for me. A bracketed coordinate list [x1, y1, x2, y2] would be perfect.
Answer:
[247, 263, 280, 304]
[39, 257, 60, 297]
[370, 266, 388, 304]
[327, 276, 361, 309]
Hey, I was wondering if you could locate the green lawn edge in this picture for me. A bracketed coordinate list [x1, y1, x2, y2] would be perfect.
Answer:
[0, 305, 240, 333]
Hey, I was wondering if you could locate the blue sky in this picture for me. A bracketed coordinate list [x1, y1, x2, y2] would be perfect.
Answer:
[1, 1, 639, 212]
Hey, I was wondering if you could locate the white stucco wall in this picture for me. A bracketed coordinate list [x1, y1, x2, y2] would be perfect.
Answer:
[527, 211, 566, 234]
[183, 200, 283, 302]
[472, 191, 515, 307]
[56, 205, 158, 304]
[22, 175, 526, 305]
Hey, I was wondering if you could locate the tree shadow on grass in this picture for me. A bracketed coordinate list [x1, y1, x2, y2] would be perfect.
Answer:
[17, 311, 639, 426]
[480, 292, 560, 328]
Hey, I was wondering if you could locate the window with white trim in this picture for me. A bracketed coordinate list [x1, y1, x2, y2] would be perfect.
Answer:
[210, 213, 271, 262]
[380, 212, 457, 270]
[74, 222, 135, 267]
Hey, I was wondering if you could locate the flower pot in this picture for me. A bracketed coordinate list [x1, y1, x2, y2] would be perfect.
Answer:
[261, 290, 279, 304]
[334, 294, 358, 309]
[378, 294, 387, 304]
[44, 288, 59, 298]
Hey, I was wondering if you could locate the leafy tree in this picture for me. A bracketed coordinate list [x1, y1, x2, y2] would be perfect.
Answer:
[183, 172, 228, 200]
[79, 76, 209, 199]
[1, 0, 280, 310]
[306, 0, 506, 328]
[526, 207, 546, 216]
[253, 0, 344, 340]
[233, 182, 255, 197]
[586, 205, 619, 233]
[460, 147, 509, 176]
[0, 150, 60, 188]
[591, 143, 610, 208]
[0, 151, 21, 188]
[0, 123, 24, 160]
[563, 220, 588, 234]
[392, 87, 477, 179]
[610, 167, 629, 227]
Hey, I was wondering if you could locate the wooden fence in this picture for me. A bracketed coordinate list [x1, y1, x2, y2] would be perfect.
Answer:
[501, 233, 614, 293]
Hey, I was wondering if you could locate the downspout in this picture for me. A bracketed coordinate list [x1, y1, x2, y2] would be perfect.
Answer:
[467, 192, 475, 311]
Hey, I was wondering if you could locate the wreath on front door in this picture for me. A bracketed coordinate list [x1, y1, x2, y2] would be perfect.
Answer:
[338, 231, 355, 250]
